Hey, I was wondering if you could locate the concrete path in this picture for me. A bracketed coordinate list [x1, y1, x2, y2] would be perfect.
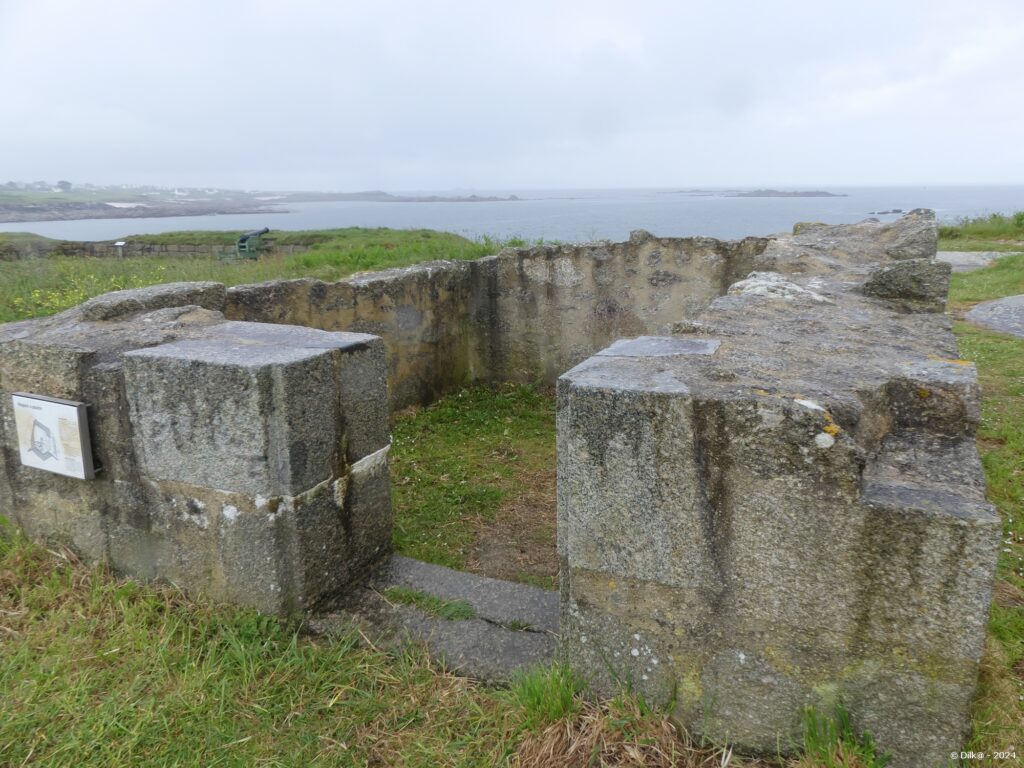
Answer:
[966, 295, 1024, 338]
[937, 250, 1021, 273]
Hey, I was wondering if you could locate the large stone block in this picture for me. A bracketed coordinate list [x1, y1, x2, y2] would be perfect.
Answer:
[558, 332, 999, 768]
[861, 258, 951, 313]
[78, 281, 226, 321]
[123, 322, 385, 495]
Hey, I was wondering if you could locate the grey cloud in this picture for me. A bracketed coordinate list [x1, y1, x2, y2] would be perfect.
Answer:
[0, 0, 1021, 189]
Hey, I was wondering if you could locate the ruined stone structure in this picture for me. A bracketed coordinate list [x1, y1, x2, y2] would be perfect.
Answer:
[0, 239, 315, 261]
[557, 216, 999, 767]
[0, 287, 391, 616]
[0, 211, 1000, 767]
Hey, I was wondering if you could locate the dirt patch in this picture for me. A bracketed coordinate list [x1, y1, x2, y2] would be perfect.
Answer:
[467, 467, 558, 589]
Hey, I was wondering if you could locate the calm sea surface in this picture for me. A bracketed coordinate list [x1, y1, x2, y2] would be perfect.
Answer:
[2, 186, 1022, 243]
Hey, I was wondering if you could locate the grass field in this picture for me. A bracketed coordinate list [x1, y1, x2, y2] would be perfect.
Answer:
[0, 530, 893, 766]
[0, 228, 504, 323]
[948, 242, 1024, 749]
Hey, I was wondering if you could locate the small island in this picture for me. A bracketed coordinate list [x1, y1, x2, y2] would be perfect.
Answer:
[670, 188, 847, 198]
[728, 189, 847, 198]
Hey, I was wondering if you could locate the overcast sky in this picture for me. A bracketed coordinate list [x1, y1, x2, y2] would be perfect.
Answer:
[1, 0, 1021, 191]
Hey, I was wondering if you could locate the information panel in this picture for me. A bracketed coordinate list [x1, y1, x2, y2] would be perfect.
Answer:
[12, 393, 95, 480]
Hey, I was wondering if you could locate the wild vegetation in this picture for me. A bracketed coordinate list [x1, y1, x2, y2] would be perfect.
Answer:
[953, 321, 1024, 752]
[939, 210, 1024, 252]
[0, 531, 894, 766]
[0, 228, 511, 323]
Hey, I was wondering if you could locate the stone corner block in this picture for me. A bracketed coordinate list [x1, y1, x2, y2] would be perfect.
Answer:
[123, 322, 385, 497]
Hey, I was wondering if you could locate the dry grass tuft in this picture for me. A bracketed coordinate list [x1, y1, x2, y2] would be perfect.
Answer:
[514, 699, 771, 768]
[993, 578, 1024, 608]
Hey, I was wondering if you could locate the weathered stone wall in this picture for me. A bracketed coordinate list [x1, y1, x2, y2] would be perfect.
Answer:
[471, 235, 768, 384]
[0, 240, 313, 260]
[223, 235, 769, 409]
[557, 211, 998, 768]
[0, 283, 391, 617]
[226, 262, 477, 410]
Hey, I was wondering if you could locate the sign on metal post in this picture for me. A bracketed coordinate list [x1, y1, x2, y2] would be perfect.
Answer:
[12, 393, 95, 479]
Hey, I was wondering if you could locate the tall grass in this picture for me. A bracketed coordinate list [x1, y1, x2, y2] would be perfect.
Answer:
[939, 211, 1024, 252]
[795, 705, 890, 768]
[0, 228, 503, 323]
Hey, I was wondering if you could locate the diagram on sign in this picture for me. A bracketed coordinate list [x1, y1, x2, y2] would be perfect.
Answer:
[29, 419, 57, 460]
[12, 394, 95, 480]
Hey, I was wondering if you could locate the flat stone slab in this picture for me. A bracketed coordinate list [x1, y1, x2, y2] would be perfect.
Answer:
[311, 555, 559, 681]
[597, 335, 721, 357]
[966, 295, 1024, 338]
[375, 605, 555, 681]
[379, 555, 559, 633]
[937, 250, 1021, 273]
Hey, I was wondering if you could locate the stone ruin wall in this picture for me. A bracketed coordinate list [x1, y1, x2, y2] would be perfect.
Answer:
[0, 231, 765, 608]
[0, 210, 1001, 767]
[0, 291, 393, 617]
[556, 212, 999, 767]
[0, 239, 314, 260]
[224, 233, 769, 408]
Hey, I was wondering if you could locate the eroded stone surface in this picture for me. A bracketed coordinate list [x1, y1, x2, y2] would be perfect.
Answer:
[558, 211, 998, 768]
[0, 299, 392, 617]
[861, 258, 951, 312]
[312, 555, 558, 681]
[80, 281, 226, 321]
[596, 336, 721, 358]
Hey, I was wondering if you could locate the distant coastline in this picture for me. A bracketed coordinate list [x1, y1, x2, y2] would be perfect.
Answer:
[281, 191, 520, 204]
[0, 184, 521, 224]
[0, 201, 279, 224]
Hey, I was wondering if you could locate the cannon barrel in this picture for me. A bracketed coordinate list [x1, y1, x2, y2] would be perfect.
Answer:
[238, 227, 270, 242]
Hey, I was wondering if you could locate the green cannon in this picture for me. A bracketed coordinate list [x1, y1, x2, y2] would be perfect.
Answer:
[218, 227, 272, 260]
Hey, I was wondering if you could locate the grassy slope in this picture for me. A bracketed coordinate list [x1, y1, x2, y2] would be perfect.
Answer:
[0, 532, 886, 767]
[949, 252, 1024, 308]
[0, 538, 523, 766]
[0, 228, 500, 323]
[0, 231, 56, 244]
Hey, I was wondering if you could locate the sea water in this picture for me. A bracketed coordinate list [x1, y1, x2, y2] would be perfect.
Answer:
[1, 186, 1022, 243]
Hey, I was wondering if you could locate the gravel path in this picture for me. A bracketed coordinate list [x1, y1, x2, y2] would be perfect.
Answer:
[937, 250, 1022, 272]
